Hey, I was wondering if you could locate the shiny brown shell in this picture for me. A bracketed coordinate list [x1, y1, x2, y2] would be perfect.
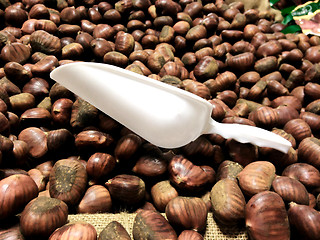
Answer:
[272, 176, 309, 205]
[168, 155, 211, 191]
[30, 30, 61, 55]
[77, 185, 112, 214]
[245, 191, 290, 240]
[288, 202, 320, 240]
[237, 161, 276, 196]
[1, 42, 31, 64]
[0, 174, 38, 220]
[20, 196, 68, 239]
[106, 174, 145, 205]
[49, 222, 97, 240]
[165, 196, 208, 232]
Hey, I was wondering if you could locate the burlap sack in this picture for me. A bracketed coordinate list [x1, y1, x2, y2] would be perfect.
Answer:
[68, 213, 248, 239]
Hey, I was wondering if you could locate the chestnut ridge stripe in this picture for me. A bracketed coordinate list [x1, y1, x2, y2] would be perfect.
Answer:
[68, 212, 248, 239]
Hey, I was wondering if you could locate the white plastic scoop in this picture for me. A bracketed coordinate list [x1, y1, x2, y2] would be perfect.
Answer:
[50, 62, 291, 153]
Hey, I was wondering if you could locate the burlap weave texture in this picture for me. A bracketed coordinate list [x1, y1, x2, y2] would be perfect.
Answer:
[68, 212, 248, 239]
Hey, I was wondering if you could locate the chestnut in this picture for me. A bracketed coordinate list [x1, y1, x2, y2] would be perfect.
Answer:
[86, 152, 116, 180]
[98, 221, 130, 240]
[133, 210, 177, 240]
[77, 185, 112, 214]
[49, 222, 97, 240]
[0, 174, 38, 220]
[151, 180, 178, 212]
[165, 196, 208, 232]
[106, 174, 145, 206]
[49, 159, 87, 206]
[20, 196, 68, 239]
[245, 191, 290, 240]
[237, 161, 276, 196]
[210, 179, 245, 225]
[271, 176, 309, 205]
[288, 202, 320, 240]
[178, 230, 204, 240]
[168, 155, 212, 192]
[282, 163, 320, 189]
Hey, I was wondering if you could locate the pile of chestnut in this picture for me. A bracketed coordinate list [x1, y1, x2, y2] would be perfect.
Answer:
[0, 0, 320, 239]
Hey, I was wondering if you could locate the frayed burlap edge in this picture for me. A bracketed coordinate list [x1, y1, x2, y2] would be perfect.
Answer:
[68, 212, 248, 239]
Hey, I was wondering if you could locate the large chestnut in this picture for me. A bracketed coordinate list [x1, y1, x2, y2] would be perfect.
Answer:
[0, 174, 38, 220]
[165, 196, 208, 232]
[288, 202, 320, 240]
[106, 174, 145, 206]
[49, 159, 87, 206]
[49, 222, 97, 240]
[210, 178, 245, 225]
[245, 191, 290, 240]
[237, 161, 276, 196]
[20, 196, 68, 239]
[133, 210, 177, 240]
[98, 221, 130, 240]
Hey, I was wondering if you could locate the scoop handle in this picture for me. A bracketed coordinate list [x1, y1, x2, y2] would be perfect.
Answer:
[206, 119, 292, 153]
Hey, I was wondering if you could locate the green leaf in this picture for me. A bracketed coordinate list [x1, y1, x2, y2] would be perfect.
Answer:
[282, 14, 293, 25]
[270, 0, 280, 6]
[281, 5, 296, 15]
[281, 24, 302, 34]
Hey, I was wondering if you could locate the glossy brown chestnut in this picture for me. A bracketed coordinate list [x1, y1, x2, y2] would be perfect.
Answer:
[20, 196, 68, 239]
[288, 202, 320, 240]
[86, 152, 116, 180]
[0, 174, 38, 220]
[28, 168, 46, 192]
[75, 130, 114, 152]
[77, 185, 112, 214]
[178, 230, 203, 240]
[18, 127, 47, 158]
[106, 174, 145, 205]
[216, 160, 243, 181]
[282, 163, 320, 189]
[245, 191, 290, 240]
[0, 224, 25, 240]
[49, 222, 97, 240]
[272, 175, 309, 205]
[168, 155, 212, 191]
[165, 196, 208, 232]
[298, 137, 320, 169]
[132, 152, 168, 177]
[237, 161, 276, 196]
